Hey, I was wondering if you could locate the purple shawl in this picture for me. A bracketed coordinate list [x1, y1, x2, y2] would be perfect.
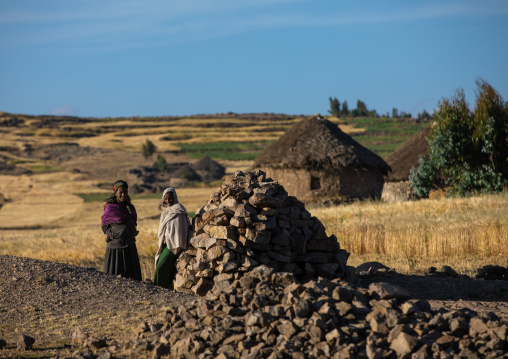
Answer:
[101, 203, 137, 226]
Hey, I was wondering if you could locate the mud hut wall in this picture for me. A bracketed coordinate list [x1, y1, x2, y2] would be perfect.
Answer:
[262, 167, 384, 201]
[262, 168, 312, 200]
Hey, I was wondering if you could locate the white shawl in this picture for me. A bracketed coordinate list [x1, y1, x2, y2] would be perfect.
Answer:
[154, 188, 189, 267]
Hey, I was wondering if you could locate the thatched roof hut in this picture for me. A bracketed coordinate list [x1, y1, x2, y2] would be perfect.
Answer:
[169, 164, 201, 188]
[384, 126, 431, 182]
[254, 116, 390, 202]
[381, 125, 432, 202]
[190, 156, 226, 182]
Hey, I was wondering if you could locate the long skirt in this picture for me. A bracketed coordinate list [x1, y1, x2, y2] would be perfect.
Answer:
[153, 243, 176, 289]
[103, 243, 142, 281]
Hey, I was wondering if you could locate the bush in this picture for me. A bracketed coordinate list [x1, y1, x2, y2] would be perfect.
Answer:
[141, 139, 156, 159]
[410, 79, 508, 198]
[153, 154, 167, 172]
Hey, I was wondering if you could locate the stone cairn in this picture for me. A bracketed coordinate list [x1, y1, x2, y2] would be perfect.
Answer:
[175, 170, 350, 296]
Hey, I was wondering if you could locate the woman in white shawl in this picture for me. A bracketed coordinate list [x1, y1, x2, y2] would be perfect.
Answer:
[153, 188, 189, 289]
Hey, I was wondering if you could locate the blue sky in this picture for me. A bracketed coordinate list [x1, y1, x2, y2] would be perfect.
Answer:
[1, 0, 507, 118]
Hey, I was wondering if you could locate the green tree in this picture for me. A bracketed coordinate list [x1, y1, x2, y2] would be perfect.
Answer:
[352, 100, 369, 117]
[392, 108, 399, 118]
[153, 154, 167, 172]
[142, 139, 157, 159]
[368, 109, 379, 118]
[417, 109, 432, 121]
[400, 111, 412, 119]
[328, 97, 341, 117]
[342, 100, 349, 115]
[409, 80, 508, 197]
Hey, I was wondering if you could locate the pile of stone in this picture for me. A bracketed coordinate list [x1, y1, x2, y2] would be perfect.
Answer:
[175, 170, 350, 296]
[476, 265, 508, 281]
[124, 268, 508, 358]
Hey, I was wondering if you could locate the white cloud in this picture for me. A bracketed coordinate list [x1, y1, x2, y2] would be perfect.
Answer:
[1, 0, 507, 51]
[51, 106, 78, 116]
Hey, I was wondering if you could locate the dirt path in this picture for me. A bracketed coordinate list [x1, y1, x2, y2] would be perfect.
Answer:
[0, 254, 195, 357]
[1, 255, 507, 358]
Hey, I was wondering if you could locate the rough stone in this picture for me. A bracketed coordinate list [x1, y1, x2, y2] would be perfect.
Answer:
[17, 334, 35, 351]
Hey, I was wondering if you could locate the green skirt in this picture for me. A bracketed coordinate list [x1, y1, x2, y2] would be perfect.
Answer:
[153, 243, 177, 289]
[103, 243, 142, 281]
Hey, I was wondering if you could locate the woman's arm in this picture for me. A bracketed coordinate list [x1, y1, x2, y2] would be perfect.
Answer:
[101, 224, 111, 242]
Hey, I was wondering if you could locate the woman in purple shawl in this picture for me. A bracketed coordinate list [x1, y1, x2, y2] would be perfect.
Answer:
[101, 180, 142, 280]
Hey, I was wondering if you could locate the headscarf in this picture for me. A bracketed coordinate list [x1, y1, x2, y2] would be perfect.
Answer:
[101, 180, 137, 226]
[113, 180, 128, 192]
[160, 187, 180, 208]
[155, 188, 189, 265]
[105, 179, 131, 205]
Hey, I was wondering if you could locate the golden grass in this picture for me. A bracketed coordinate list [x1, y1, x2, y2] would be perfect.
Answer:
[310, 192, 508, 275]
[2, 180, 507, 279]
[1, 108, 505, 278]
[0, 175, 216, 279]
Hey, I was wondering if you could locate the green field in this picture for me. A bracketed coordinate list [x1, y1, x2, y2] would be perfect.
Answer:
[176, 140, 274, 160]
[0, 111, 431, 163]
[346, 117, 431, 159]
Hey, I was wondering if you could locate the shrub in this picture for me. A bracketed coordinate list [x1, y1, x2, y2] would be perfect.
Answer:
[410, 79, 508, 198]
[153, 154, 167, 172]
[141, 139, 156, 159]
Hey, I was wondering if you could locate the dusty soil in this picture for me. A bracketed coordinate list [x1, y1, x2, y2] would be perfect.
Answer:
[0, 254, 195, 358]
[1, 255, 508, 358]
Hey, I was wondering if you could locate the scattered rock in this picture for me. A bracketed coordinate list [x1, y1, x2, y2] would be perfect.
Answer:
[17, 334, 35, 351]
[121, 274, 508, 358]
[476, 265, 508, 280]
[72, 328, 88, 346]
[356, 261, 394, 278]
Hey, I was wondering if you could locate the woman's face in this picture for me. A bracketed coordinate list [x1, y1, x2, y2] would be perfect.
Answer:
[163, 191, 174, 206]
[115, 187, 128, 204]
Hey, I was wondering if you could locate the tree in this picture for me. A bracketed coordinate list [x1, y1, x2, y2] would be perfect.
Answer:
[417, 109, 432, 121]
[142, 139, 157, 159]
[357, 100, 368, 116]
[409, 79, 508, 198]
[400, 111, 412, 119]
[342, 100, 349, 115]
[392, 108, 399, 118]
[153, 154, 167, 172]
[352, 100, 369, 117]
[328, 97, 341, 117]
[368, 109, 379, 118]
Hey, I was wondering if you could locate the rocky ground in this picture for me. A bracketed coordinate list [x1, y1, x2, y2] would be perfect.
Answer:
[0, 254, 195, 358]
[1, 254, 507, 358]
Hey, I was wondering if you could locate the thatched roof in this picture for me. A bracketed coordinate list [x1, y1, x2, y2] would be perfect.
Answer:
[254, 116, 390, 174]
[169, 164, 201, 181]
[190, 156, 225, 182]
[384, 126, 432, 182]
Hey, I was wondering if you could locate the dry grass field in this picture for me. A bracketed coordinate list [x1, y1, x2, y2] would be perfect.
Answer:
[1, 168, 506, 280]
[311, 192, 508, 276]
[0, 111, 504, 280]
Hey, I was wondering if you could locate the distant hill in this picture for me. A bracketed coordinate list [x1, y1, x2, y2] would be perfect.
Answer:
[0, 111, 430, 163]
